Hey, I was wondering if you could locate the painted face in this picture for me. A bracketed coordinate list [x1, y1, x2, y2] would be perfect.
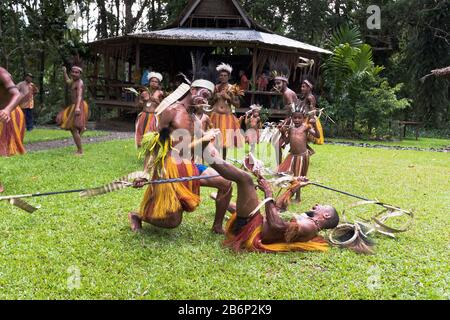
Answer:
[192, 87, 212, 106]
[218, 71, 230, 84]
[149, 78, 160, 89]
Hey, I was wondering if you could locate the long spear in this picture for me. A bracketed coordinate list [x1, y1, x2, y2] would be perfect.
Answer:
[308, 182, 373, 202]
[0, 174, 220, 212]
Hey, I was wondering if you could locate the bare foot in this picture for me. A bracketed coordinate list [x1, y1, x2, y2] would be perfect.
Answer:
[212, 225, 225, 234]
[75, 151, 84, 156]
[128, 212, 142, 232]
[0, 184, 4, 193]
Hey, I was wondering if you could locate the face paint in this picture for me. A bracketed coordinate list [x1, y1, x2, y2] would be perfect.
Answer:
[192, 88, 212, 106]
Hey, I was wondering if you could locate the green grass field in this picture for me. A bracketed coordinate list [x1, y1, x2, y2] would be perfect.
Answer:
[23, 128, 108, 144]
[0, 137, 448, 299]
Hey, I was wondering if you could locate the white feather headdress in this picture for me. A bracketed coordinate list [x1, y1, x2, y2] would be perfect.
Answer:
[216, 62, 233, 74]
[148, 72, 163, 82]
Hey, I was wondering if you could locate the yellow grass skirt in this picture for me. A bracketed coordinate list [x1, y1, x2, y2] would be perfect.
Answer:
[56, 101, 89, 131]
[210, 112, 244, 148]
[0, 108, 25, 156]
[139, 156, 201, 221]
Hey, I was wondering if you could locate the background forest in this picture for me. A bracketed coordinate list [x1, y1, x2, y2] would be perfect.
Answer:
[1, 0, 449, 137]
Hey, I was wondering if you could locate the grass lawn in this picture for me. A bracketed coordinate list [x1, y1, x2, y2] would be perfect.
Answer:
[24, 128, 108, 144]
[326, 137, 450, 149]
[0, 139, 448, 299]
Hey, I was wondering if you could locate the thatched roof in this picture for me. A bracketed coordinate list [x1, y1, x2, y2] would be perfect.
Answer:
[89, 0, 331, 56]
[164, 0, 270, 32]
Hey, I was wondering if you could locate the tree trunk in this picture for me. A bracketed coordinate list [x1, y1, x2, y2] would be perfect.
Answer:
[124, 0, 134, 35]
[115, 0, 120, 36]
[151, 0, 156, 30]
[39, 49, 45, 106]
[96, 0, 109, 39]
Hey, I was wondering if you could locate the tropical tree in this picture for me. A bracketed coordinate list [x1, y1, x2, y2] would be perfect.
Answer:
[323, 25, 409, 137]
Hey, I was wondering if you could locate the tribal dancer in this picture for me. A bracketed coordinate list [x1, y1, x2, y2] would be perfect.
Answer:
[242, 104, 262, 154]
[0, 67, 25, 158]
[0, 67, 25, 193]
[129, 79, 232, 234]
[210, 63, 244, 160]
[271, 68, 298, 166]
[278, 107, 320, 202]
[135, 72, 164, 147]
[56, 65, 89, 155]
[299, 79, 324, 145]
[203, 144, 339, 253]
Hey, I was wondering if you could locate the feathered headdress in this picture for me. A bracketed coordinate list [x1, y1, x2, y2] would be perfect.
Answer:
[216, 62, 233, 74]
[71, 54, 83, 73]
[190, 51, 215, 82]
[249, 104, 262, 111]
[291, 100, 306, 115]
[269, 60, 290, 83]
[148, 72, 163, 82]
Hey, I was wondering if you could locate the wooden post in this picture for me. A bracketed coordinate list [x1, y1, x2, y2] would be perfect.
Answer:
[115, 57, 119, 80]
[104, 52, 110, 100]
[128, 59, 132, 83]
[251, 47, 258, 106]
[135, 41, 141, 82]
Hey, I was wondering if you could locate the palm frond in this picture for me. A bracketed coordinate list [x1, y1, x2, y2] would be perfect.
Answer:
[328, 24, 363, 48]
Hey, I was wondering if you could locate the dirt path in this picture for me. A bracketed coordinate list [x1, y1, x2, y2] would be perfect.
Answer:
[25, 131, 134, 152]
[25, 130, 449, 153]
[325, 141, 450, 152]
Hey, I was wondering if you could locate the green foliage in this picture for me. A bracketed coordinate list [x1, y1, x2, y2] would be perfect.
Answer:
[323, 25, 409, 137]
[356, 81, 411, 135]
[259, 108, 270, 123]
[328, 24, 363, 49]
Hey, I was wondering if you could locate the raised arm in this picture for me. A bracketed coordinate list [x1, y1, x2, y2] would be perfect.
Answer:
[257, 178, 289, 237]
[62, 66, 72, 85]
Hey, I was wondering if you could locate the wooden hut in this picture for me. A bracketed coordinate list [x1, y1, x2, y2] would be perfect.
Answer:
[87, 0, 331, 118]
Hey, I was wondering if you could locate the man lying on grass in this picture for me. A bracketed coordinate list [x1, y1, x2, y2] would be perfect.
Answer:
[204, 144, 339, 253]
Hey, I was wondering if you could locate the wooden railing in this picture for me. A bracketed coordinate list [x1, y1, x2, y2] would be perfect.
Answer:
[88, 78, 142, 110]
[87, 79, 296, 114]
